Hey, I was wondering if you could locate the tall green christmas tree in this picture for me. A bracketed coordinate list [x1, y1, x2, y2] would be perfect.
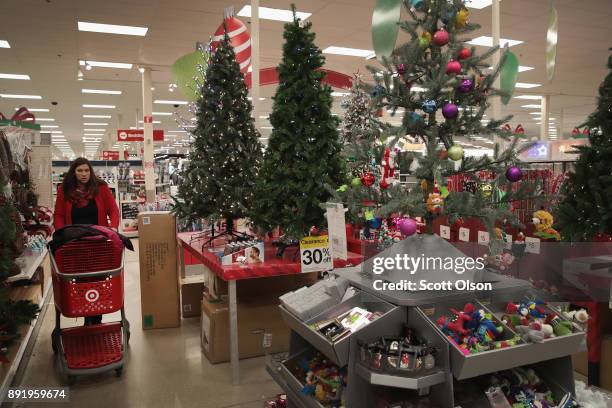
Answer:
[250, 8, 346, 238]
[555, 51, 612, 241]
[0, 176, 38, 340]
[333, 0, 538, 232]
[175, 31, 262, 232]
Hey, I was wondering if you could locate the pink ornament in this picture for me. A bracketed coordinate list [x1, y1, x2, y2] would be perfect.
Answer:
[398, 218, 418, 236]
[433, 29, 450, 46]
[446, 60, 461, 75]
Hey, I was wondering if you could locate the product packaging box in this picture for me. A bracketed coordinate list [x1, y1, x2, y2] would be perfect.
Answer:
[572, 335, 612, 391]
[138, 211, 180, 329]
[200, 296, 290, 363]
[181, 282, 204, 318]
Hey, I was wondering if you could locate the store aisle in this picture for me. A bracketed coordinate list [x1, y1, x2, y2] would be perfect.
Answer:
[12, 239, 281, 408]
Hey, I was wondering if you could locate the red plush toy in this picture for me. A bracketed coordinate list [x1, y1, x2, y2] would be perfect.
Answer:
[437, 313, 470, 337]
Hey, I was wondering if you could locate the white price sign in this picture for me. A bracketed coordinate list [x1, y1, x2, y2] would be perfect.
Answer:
[439, 225, 451, 240]
[525, 237, 541, 254]
[478, 231, 490, 246]
[459, 227, 470, 242]
[300, 236, 333, 273]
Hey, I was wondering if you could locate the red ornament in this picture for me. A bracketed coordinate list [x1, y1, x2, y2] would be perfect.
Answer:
[432, 29, 450, 46]
[458, 47, 471, 60]
[446, 60, 461, 75]
[361, 172, 375, 187]
[211, 11, 252, 73]
[380, 179, 389, 190]
[439, 150, 448, 160]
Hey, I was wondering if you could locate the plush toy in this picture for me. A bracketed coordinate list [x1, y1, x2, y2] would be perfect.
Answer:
[437, 314, 470, 338]
[545, 313, 573, 336]
[532, 210, 561, 240]
[565, 309, 589, 324]
[426, 184, 444, 214]
[475, 314, 504, 342]
[502, 313, 528, 329]
[516, 321, 554, 343]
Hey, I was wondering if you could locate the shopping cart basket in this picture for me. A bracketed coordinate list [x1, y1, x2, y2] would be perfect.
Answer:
[50, 236, 130, 383]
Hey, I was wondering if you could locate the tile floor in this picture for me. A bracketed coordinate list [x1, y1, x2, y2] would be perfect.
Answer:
[10, 239, 282, 408]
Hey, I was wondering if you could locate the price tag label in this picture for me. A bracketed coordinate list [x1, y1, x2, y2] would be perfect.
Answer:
[478, 231, 490, 246]
[525, 237, 541, 254]
[440, 225, 451, 240]
[459, 227, 470, 242]
[503, 234, 513, 250]
[300, 236, 333, 273]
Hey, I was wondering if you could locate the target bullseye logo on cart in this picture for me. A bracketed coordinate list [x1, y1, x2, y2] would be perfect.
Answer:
[85, 289, 100, 303]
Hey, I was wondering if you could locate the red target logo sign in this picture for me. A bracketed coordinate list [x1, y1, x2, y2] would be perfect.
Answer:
[85, 289, 100, 303]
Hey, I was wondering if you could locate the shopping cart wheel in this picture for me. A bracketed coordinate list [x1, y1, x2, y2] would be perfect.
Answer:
[115, 368, 123, 377]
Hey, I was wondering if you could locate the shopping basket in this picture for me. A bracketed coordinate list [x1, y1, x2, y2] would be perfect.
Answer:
[50, 235, 130, 383]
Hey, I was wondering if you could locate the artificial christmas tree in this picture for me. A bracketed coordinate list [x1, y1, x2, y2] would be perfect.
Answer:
[333, 0, 538, 234]
[555, 51, 612, 241]
[250, 8, 345, 238]
[174, 31, 262, 237]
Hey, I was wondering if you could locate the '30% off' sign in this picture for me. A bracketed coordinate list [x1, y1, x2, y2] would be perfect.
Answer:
[300, 236, 333, 273]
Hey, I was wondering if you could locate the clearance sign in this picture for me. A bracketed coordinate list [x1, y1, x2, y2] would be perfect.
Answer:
[299, 236, 333, 273]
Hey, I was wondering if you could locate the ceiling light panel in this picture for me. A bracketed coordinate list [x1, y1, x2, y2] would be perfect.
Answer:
[0, 40, 10, 48]
[464, 0, 493, 9]
[467, 36, 523, 47]
[83, 104, 115, 109]
[83, 122, 109, 126]
[154, 100, 188, 105]
[83, 128, 105, 132]
[0, 73, 30, 80]
[237, 6, 311, 22]
[78, 21, 148, 36]
[81, 89, 122, 95]
[515, 82, 541, 89]
[322, 46, 375, 58]
[20, 108, 49, 112]
[83, 114, 111, 118]
[0, 94, 42, 99]
[514, 95, 542, 100]
[36, 118, 55, 121]
[79, 60, 133, 69]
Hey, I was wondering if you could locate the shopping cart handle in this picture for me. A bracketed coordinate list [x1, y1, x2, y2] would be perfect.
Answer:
[51, 251, 125, 280]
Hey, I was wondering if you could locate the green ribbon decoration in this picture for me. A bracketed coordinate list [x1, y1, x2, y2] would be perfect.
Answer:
[172, 50, 209, 101]
[371, 0, 402, 61]
[500, 51, 519, 105]
[546, 7, 558, 81]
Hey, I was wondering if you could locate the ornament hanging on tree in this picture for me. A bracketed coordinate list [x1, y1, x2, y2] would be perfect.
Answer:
[419, 32, 432, 48]
[361, 172, 375, 187]
[457, 78, 474, 93]
[422, 100, 437, 113]
[442, 103, 459, 119]
[458, 47, 471, 60]
[211, 8, 252, 73]
[479, 182, 493, 199]
[427, 184, 444, 214]
[397, 63, 407, 75]
[439, 149, 449, 160]
[448, 144, 464, 161]
[398, 217, 418, 236]
[455, 8, 469, 28]
[432, 29, 450, 46]
[351, 177, 362, 187]
[410, 111, 423, 123]
[371, 85, 386, 98]
[446, 60, 462, 75]
[337, 184, 348, 192]
[505, 166, 523, 182]
[377, 219, 402, 249]
[380, 147, 397, 188]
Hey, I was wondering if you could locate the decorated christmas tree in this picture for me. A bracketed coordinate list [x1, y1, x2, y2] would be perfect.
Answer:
[555, 51, 612, 241]
[333, 0, 537, 235]
[0, 175, 38, 343]
[174, 31, 263, 233]
[250, 8, 346, 238]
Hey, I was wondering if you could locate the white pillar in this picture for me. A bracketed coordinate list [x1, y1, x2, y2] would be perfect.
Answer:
[492, 0, 502, 144]
[559, 108, 565, 139]
[141, 67, 155, 203]
[540, 95, 550, 140]
[251, 0, 260, 130]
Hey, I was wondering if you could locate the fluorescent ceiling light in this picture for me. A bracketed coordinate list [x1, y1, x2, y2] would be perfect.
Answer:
[152, 112, 173, 116]
[36, 118, 55, 122]
[247, 97, 266, 101]
[18, 108, 48, 112]
[167, 130, 187, 133]
[513, 95, 542, 100]
[468, 36, 523, 47]
[83, 114, 111, 118]
[0, 93, 42, 99]
[323, 46, 375, 58]
[81, 88, 122, 95]
[464, 0, 493, 9]
[83, 133, 104, 136]
[83, 128, 105, 132]
[83, 122, 108, 126]
[0, 73, 30, 80]
[522, 104, 542, 109]
[51, 131, 64, 134]
[0, 40, 10, 48]
[154, 100, 188, 105]
[83, 104, 115, 109]
[79, 60, 133, 69]
[529, 112, 541, 115]
[78, 21, 148, 36]
[237, 5, 311, 22]
[518, 66, 534, 72]
[515, 82, 541, 89]
[138, 120, 161, 124]
[40, 125, 59, 128]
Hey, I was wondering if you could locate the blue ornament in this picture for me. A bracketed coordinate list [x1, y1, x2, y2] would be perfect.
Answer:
[369, 217, 383, 230]
[422, 100, 437, 114]
[371, 84, 386, 98]
[410, 0, 425, 10]
[410, 111, 423, 122]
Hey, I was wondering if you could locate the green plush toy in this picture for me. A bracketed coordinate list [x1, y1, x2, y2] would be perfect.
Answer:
[547, 314, 573, 336]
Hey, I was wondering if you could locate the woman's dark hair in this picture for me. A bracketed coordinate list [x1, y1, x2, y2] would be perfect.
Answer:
[61, 157, 105, 198]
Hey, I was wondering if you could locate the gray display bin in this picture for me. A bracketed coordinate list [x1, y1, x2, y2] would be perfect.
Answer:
[277, 348, 329, 408]
[279, 289, 401, 367]
[354, 360, 446, 390]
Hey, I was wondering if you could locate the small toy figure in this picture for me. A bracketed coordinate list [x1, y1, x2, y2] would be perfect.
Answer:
[545, 313, 573, 336]
[437, 313, 470, 338]
[532, 210, 561, 240]
[565, 308, 589, 324]
[426, 184, 444, 214]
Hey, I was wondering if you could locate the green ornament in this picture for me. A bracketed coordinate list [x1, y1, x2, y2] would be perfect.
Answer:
[500, 50, 519, 105]
[448, 144, 464, 161]
[440, 186, 449, 198]
[371, 0, 402, 61]
[172, 50, 209, 101]
[337, 184, 348, 192]
[351, 177, 362, 187]
[364, 210, 375, 221]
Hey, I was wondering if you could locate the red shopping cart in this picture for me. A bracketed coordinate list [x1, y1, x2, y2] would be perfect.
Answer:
[50, 234, 130, 383]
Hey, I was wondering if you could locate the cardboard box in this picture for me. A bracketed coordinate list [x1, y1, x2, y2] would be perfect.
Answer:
[181, 282, 204, 318]
[572, 336, 612, 391]
[200, 297, 290, 364]
[138, 212, 180, 329]
[214, 272, 320, 301]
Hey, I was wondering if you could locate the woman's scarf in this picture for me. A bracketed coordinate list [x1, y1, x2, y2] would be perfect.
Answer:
[71, 185, 94, 208]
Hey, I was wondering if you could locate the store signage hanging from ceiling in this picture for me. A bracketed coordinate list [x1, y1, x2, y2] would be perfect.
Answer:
[102, 151, 120, 160]
[117, 129, 164, 142]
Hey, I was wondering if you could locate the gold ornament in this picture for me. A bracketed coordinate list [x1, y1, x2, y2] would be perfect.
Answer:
[455, 8, 469, 29]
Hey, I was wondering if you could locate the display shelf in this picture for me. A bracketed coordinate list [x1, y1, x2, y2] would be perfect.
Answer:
[8, 247, 48, 283]
[354, 363, 446, 390]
